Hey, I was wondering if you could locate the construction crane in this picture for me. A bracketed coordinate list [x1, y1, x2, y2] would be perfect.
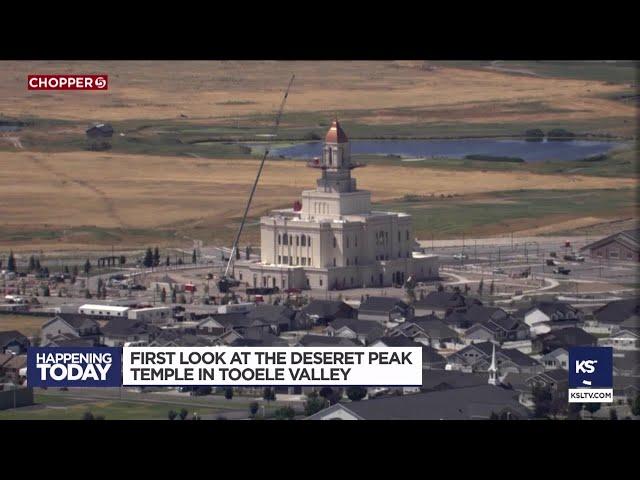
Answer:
[218, 74, 295, 293]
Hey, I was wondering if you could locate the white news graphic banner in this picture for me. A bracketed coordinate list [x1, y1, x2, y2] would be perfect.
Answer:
[122, 347, 422, 387]
[568, 388, 614, 403]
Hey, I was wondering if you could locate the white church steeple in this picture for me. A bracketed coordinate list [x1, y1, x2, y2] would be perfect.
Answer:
[488, 342, 500, 386]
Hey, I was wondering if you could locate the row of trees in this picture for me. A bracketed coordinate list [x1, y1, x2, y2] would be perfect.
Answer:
[143, 248, 198, 268]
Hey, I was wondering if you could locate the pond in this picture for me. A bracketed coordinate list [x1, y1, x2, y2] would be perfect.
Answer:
[266, 138, 627, 163]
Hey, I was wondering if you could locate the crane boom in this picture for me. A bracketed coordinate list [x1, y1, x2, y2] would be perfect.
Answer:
[223, 74, 295, 278]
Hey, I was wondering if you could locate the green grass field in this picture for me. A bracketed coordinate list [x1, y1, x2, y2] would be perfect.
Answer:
[377, 188, 637, 238]
[0, 392, 250, 420]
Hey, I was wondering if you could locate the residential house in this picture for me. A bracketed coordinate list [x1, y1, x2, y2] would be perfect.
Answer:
[598, 326, 639, 351]
[326, 318, 385, 345]
[590, 297, 640, 333]
[540, 347, 569, 370]
[390, 316, 459, 349]
[0, 330, 30, 354]
[524, 369, 569, 404]
[300, 300, 356, 326]
[521, 301, 580, 336]
[464, 314, 529, 344]
[413, 290, 475, 317]
[0, 355, 27, 384]
[100, 318, 159, 347]
[41, 314, 101, 346]
[297, 334, 359, 347]
[613, 376, 640, 405]
[358, 296, 413, 324]
[307, 384, 530, 420]
[613, 351, 640, 377]
[447, 341, 543, 374]
[372, 336, 446, 370]
[532, 327, 597, 355]
[149, 330, 218, 347]
[246, 304, 297, 334]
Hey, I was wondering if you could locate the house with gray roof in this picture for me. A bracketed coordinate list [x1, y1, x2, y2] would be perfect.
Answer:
[301, 300, 356, 325]
[591, 297, 640, 332]
[532, 327, 596, 354]
[297, 334, 359, 347]
[447, 341, 543, 374]
[0, 330, 29, 354]
[307, 384, 531, 420]
[100, 318, 159, 347]
[358, 296, 413, 324]
[325, 318, 385, 345]
[413, 290, 475, 317]
[389, 316, 460, 349]
[41, 314, 101, 346]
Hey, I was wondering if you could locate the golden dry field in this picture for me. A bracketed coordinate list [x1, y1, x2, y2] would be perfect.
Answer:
[0, 61, 636, 251]
[0, 150, 636, 250]
[0, 61, 635, 130]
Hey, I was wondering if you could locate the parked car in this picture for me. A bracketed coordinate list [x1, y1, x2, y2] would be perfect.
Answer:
[546, 259, 558, 266]
[564, 254, 585, 262]
[493, 268, 505, 274]
[453, 253, 468, 260]
[553, 267, 571, 275]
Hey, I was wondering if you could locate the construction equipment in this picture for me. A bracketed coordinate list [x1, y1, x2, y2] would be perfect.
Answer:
[217, 74, 295, 293]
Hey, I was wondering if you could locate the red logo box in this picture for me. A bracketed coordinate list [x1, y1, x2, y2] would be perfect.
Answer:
[27, 74, 108, 90]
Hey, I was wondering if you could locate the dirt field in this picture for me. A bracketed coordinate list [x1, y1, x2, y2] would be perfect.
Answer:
[0, 61, 635, 131]
[0, 150, 636, 250]
[0, 314, 46, 336]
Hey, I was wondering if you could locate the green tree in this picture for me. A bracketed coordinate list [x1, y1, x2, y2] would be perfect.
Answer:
[168, 410, 177, 420]
[585, 403, 601, 415]
[192, 249, 197, 264]
[304, 392, 328, 416]
[28, 256, 36, 272]
[166, 256, 171, 267]
[7, 251, 16, 272]
[82, 411, 95, 420]
[249, 401, 260, 418]
[489, 412, 499, 420]
[171, 287, 177, 303]
[143, 248, 153, 268]
[153, 247, 160, 267]
[83, 259, 91, 275]
[179, 408, 188, 420]
[477, 278, 484, 296]
[160, 287, 167, 303]
[274, 406, 296, 420]
[346, 386, 367, 402]
[632, 395, 640, 416]
[609, 408, 618, 420]
[532, 385, 552, 418]
[224, 387, 234, 400]
[72, 265, 79, 277]
[263, 387, 276, 402]
[489, 280, 495, 295]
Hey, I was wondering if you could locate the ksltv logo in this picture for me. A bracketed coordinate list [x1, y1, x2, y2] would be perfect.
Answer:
[568, 347, 613, 403]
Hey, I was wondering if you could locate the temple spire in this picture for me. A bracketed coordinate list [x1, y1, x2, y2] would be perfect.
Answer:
[488, 342, 500, 386]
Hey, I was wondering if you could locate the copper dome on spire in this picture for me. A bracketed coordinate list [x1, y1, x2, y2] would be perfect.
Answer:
[325, 119, 348, 143]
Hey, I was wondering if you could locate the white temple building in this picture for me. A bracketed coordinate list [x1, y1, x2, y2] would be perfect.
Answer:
[234, 119, 438, 291]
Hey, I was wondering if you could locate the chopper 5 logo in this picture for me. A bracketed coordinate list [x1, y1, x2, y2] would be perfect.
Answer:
[568, 347, 613, 403]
